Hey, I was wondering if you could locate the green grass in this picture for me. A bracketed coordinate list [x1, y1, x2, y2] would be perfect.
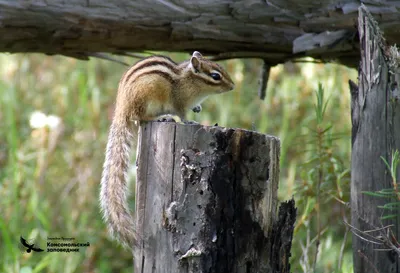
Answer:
[0, 53, 357, 272]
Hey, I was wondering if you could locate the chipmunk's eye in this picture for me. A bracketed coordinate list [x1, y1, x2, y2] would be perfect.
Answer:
[210, 72, 221, 81]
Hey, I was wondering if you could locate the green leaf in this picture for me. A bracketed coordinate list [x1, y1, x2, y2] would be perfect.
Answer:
[378, 202, 400, 209]
[381, 214, 398, 220]
[362, 191, 394, 198]
[32, 254, 52, 273]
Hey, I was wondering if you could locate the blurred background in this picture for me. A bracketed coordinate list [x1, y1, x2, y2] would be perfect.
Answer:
[0, 52, 356, 272]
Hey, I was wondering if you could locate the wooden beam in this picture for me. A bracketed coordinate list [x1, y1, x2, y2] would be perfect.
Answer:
[2, 1, 400, 66]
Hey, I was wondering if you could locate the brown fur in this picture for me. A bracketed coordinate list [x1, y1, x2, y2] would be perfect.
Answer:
[100, 51, 234, 249]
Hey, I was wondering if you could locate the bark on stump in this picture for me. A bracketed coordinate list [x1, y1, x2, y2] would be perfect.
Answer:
[350, 6, 400, 273]
[133, 122, 295, 273]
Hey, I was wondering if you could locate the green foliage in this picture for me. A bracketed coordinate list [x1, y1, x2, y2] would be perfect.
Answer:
[362, 150, 400, 220]
[292, 84, 352, 273]
[0, 53, 357, 272]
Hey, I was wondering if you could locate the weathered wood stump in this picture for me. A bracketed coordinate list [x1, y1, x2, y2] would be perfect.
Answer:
[133, 122, 295, 273]
[350, 6, 400, 273]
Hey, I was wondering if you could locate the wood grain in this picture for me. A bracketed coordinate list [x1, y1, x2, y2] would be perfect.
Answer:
[133, 122, 294, 272]
[1, 1, 400, 66]
[351, 5, 400, 273]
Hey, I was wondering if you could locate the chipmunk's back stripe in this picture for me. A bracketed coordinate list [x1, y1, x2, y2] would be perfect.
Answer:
[131, 59, 179, 75]
[133, 70, 175, 85]
[152, 55, 177, 66]
[123, 57, 179, 85]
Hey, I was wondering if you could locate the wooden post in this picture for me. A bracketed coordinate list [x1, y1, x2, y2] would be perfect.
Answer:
[133, 122, 295, 273]
[351, 6, 400, 273]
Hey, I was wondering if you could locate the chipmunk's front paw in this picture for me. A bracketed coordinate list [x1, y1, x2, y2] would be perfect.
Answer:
[157, 117, 177, 123]
[192, 105, 202, 113]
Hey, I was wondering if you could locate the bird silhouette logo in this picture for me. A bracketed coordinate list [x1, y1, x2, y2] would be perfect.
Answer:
[20, 236, 44, 253]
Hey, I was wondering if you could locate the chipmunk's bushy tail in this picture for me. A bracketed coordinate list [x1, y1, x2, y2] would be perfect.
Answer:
[100, 120, 138, 248]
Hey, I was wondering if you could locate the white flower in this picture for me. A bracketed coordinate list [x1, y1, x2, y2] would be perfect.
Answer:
[46, 115, 61, 129]
[30, 111, 61, 129]
[29, 111, 47, 129]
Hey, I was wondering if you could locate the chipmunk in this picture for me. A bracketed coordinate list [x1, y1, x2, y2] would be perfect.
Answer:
[100, 51, 235, 249]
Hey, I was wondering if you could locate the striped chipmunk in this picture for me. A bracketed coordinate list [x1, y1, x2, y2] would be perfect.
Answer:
[100, 51, 235, 249]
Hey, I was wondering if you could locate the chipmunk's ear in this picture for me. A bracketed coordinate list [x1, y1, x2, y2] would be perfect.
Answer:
[190, 54, 201, 73]
[192, 51, 203, 58]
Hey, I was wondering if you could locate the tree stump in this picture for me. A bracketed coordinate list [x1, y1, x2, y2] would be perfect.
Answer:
[350, 5, 400, 273]
[133, 122, 295, 273]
